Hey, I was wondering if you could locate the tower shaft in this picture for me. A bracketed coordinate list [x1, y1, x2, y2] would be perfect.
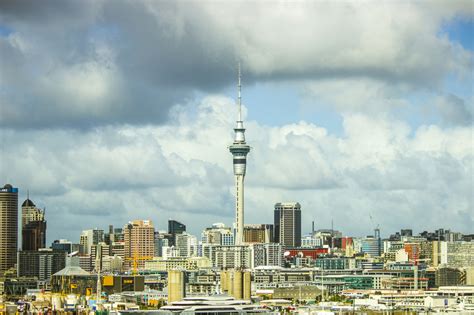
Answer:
[235, 175, 245, 245]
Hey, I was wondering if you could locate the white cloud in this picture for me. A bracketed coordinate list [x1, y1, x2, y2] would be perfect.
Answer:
[0, 0, 472, 128]
[1, 97, 472, 241]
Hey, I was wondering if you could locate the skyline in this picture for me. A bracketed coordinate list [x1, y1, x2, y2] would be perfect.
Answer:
[0, 1, 473, 242]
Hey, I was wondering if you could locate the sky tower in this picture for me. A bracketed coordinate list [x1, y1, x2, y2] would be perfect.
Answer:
[229, 64, 250, 245]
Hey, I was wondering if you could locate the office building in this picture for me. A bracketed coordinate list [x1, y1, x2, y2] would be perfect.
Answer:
[251, 243, 284, 268]
[51, 239, 73, 253]
[243, 224, 273, 243]
[22, 221, 47, 251]
[112, 228, 124, 242]
[361, 229, 382, 257]
[175, 232, 198, 257]
[0, 184, 18, 275]
[446, 241, 474, 268]
[168, 219, 186, 246]
[91, 242, 111, 271]
[124, 220, 154, 269]
[201, 223, 234, 246]
[274, 202, 301, 247]
[17, 249, 66, 281]
[435, 267, 465, 286]
[301, 234, 323, 248]
[208, 245, 251, 269]
[79, 228, 104, 255]
[145, 256, 211, 272]
[154, 232, 171, 257]
[21, 196, 44, 226]
[111, 241, 125, 260]
[21, 196, 47, 251]
[229, 65, 251, 245]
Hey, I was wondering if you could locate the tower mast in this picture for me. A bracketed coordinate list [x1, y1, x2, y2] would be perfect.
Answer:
[238, 62, 242, 122]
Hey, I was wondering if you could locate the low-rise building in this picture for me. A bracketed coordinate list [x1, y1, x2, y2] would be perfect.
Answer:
[145, 257, 211, 271]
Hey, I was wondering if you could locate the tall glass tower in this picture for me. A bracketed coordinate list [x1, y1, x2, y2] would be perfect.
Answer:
[229, 64, 250, 245]
[0, 184, 18, 274]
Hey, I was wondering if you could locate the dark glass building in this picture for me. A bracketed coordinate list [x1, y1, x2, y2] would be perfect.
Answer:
[21, 197, 47, 251]
[17, 249, 67, 281]
[168, 220, 186, 246]
[274, 202, 301, 247]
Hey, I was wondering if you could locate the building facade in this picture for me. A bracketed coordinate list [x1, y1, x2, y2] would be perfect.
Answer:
[274, 202, 301, 247]
[251, 243, 284, 268]
[21, 198, 47, 251]
[168, 220, 186, 247]
[243, 224, 273, 244]
[0, 184, 18, 275]
[17, 249, 66, 281]
[124, 220, 155, 269]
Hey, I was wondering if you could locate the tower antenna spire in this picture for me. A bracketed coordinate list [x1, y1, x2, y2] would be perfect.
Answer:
[238, 61, 242, 122]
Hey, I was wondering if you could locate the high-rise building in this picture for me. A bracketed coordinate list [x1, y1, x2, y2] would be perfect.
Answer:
[274, 202, 301, 247]
[229, 65, 251, 245]
[51, 239, 73, 253]
[201, 223, 234, 246]
[210, 245, 251, 269]
[175, 232, 198, 257]
[17, 249, 66, 281]
[243, 224, 273, 244]
[79, 229, 104, 255]
[0, 184, 18, 275]
[22, 221, 47, 251]
[124, 220, 154, 269]
[251, 243, 284, 268]
[21, 197, 46, 251]
[361, 229, 382, 257]
[446, 241, 474, 268]
[111, 241, 125, 263]
[168, 219, 186, 247]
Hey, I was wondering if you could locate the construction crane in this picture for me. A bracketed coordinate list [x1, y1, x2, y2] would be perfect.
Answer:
[125, 253, 153, 275]
[95, 243, 103, 310]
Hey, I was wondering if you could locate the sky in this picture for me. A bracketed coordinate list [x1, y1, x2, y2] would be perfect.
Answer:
[0, 0, 473, 243]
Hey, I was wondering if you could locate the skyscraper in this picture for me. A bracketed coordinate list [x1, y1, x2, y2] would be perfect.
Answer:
[168, 219, 186, 247]
[361, 228, 382, 257]
[79, 228, 104, 255]
[0, 184, 18, 275]
[274, 202, 302, 247]
[229, 64, 250, 245]
[21, 197, 46, 251]
[124, 220, 154, 269]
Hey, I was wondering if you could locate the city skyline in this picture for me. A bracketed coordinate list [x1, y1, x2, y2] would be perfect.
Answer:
[0, 1, 473, 242]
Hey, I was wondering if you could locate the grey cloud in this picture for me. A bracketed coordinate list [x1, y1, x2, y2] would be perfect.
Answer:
[435, 94, 473, 126]
[0, 0, 472, 129]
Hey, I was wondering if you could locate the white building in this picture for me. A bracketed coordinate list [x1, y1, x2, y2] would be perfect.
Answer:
[207, 245, 251, 269]
[251, 243, 284, 268]
[176, 232, 198, 257]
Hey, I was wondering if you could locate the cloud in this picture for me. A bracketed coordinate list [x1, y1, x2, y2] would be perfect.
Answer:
[435, 93, 473, 126]
[1, 97, 472, 241]
[0, 0, 472, 128]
